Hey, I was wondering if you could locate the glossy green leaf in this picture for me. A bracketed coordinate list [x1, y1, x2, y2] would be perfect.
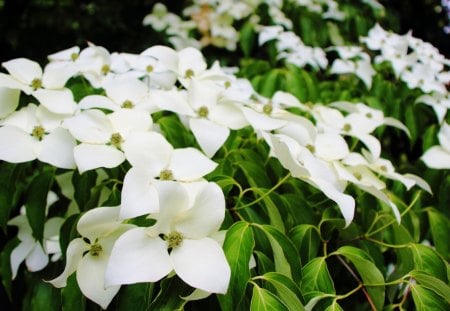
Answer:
[71, 170, 97, 212]
[61, 274, 85, 311]
[250, 284, 289, 311]
[147, 276, 191, 310]
[426, 208, 450, 259]
[239, 21, 256, 57]
[331, 246, 385, 310]
[113, 283, 153, 310]
[0, 238, 19, 299]
[290, 224, 321, 264]
[301, 257, 335, 295]
[409, 243, 448, 282]
[253, 224, 302, 282]
[325, 300, 344, 311]
[218, 221, 255, 310]
[25, 167, 55, 242]
[259, 70, 281, 98]
[410, 270, 450, 304]
[256, 272, 305, 310]
[0, 163, 21, 230]
[410, 283, 449, 311]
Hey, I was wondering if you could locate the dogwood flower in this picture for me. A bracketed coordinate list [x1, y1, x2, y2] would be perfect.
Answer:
[105, 181, 231, 294]
[421, 122, 450, 169]
[0, 86, 20, 119]
[48, 206, 134, 309]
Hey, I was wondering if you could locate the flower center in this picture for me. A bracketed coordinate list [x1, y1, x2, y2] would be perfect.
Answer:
[101, 64, 110, 75]
[198, 106, 209, 118]
[31, 125, 45, 140]
[262, 103, 273, 115]
[165, 231, 183, 249]
[31, 78, 42, 90]
[89, 242, 103, 257]
[110, 133, 124, 149]
[146, 65, 154, 73]
[121, 100, 134, 109]
[343, 123, 352, 132]
[70, 53, 79, 61]
[224, 81, 231, 89]
[185, 69, 194, 79]
[353, 172, 362, 180]
[159, 169, 173, 180]
[306, 144, 315, 153]
[366, 112, 373, 119]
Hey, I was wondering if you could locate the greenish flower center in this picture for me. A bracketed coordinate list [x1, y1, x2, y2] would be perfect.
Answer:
[262, 103, 273, 115]
[343, 123, 352, 132]
[185, 69, 194, 79]
[366, 112, 373, 119]
[31, 78, 42, 90]
[146, 65, 154, 73]
[380, 165, 387, 172]
[306, 144, 315, 153]
[89, 242, 103, 257]
[224, 81, 231, 89]
[101, 64, 110, 75]
[70, 53, 79, 61]
[110, 133, 124, 149]
[121, 100, 134, 109]
[159, 169, 173, 180]
[198, 106, 209, 118]
[31, 126, 45, 140]
[353, 172, 362, 180]
[165, 231, 183, 249]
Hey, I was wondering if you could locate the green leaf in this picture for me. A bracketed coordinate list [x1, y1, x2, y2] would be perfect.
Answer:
[331, 246, 385, 310]
[325, 300, 344, 311]
[71, 170, 97, 212]
[25, 167, 55, 242]
[253, 224, 302, 282]
[113, 283, 153, 310]
[257, 272, 305, 310]
[0, 238, 19, 300]
[59, 214, 80, 257]
[301, 257, 335, 295]
[218, 221, 255, 310]
[409, 243, 448, 282]
[61, 274, 85, 311]
[250, 284, 289, 311]
[259, 70, 281, 98]
[147, 276, 191, 310]
[235, 159, 271, 189]
[239, 21, 256, 57]
[285, 68, 308, 102]
[410, 283, 449, 311]
[0, 163, 22, 230]
[290, 224, 321, 264]
[410, 270, 450, 304]
[157, 114, 194, 148]
[426, 208, 450, 259]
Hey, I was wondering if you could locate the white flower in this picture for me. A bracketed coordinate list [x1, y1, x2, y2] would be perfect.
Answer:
[48, 206, 134, 309]
[105, 181, 231, 294]
[422, 122, 450, 169]
[416, 92, 450, 123]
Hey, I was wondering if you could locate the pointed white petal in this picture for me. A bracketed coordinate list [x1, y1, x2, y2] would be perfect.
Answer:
[77, 206, 121, 240]
[0, 87, 20, 118]
[241, 107, 287, 131]
[10, 240, 34, 279]
[0, 73, 31, 93]
[356, 134, 381, 159]
[78, 95, 118, 111]
[33, 88, 76, 115]
[209, 102, 248, 130]
[38, 128, 76, 169]
[189, 118, 229, 158]
[74, 144, 125, 173]
[172, 238, 230, 294]
[0, 126, 37, 162]
[315, 132, 349, 161]
[64, 110, 112, 144]
[120, 168, 159, 219]
[175, 182, 225, 239]
[105, 228, 171, 286]
[383, 117, 410, 136]
[170, 148, 217, 181]
[108, 109, 152, 136]
[150, 89, 194, 116]
[47, 238, 89, 288]
[2, 58, 42, 85]
[421, 146, 450, 169]
[77, 255, 120, 310]
[104, 78, 148, 105]
[25, 243, 49, 272]
[42, 63, 77, 89]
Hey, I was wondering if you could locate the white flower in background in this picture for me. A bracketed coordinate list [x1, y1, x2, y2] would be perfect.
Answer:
[259, 25, 284, 46]
[422, 122, 450, 169]
[401, 63, 447, 94]
[105, 181, 231, 294]
[63, 108, 152, 173]
[0, 86, 20, 119]
[143, 3, 182, 31]
[0, 103, 76, 168]
[48, 206, 134, 310]
[119, 131, 218, 219]
[8, 192, 63, 279]
[329, 46, 375, 89]
[416, 92, 450, 123]
[0, 58, 77, 114]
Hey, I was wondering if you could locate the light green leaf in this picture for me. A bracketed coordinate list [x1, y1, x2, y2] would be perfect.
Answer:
[304, 292, 334, 311]
[426, 208, 450, 259]
[301, 257, 335, 295]
[250, 284, 289, 311]
[256, 272, 305, 311]
[325, 300, 344, 311]
[410, 270, 450, 304]
[331, 246, 385, 310]
[218, 221, 255, 310]
[239, 21, 256, 57]
[411, 283, 449, 311]
[409, 243, 448, 282]
[290, 224, 321, 264]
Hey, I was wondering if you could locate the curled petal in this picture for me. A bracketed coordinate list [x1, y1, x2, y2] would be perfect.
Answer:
[74, 144, 125, 173]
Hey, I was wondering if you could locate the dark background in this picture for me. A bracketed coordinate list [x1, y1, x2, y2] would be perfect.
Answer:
[0, 0, 448, 64]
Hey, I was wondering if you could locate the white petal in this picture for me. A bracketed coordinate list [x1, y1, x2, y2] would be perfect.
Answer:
[33, 88, 75, 115]
[141, 45, 179, 73]
[178, 48, 207, 78]
[64, 110, 112, 144]
[188, 79, 219, 110]
[47, 238, 89, 288]
[0, 73, 31, 93]
[150, 89, 194, 116]
[172, 238, 230, 294]
[74, 144, 125, 173]
[104, 78, 148, 105]
[42, 63, 77, 89]
[78, 95, 118, 111]
[175, 182, 225, 239]
[189, 118, 229, 158]
[209, 102, 248, 130]
[77, 206, 121, 240]
[170, 148, 217, 181]
[122, 131, 171, 171]
[356, 134, 381, 159]
[241, 107, 287, 131]
[120, 168, 159, 219]
[77, 255, 120, 309]
[383, 117, 410, 137]
[25, 243, 49, 272]
[421, 146, 450, 169]
[10, 240, 34, 279]
[314, 132, 349, 161]
[38, 128, 76, 169]
[0, 87, 20, 118]
[0, 126, 37, 162]
[2, 58, 42, 85]
[105, 228, 171, 286]
[109, 109, 152, 136]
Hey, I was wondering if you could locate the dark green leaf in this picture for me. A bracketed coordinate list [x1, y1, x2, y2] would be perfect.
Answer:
[61, 274, 85, 311]
[409, 243, 448, 282]
[147, 276, 191, 310]
[250, 284, 289, 311]
[239, 21, 256, 57]
[301, 257, 335, 295]
[426, 208, 450, 259]
[72, 170, 97, 212]
[257, 272, 305, 310]
[410, 270, 450, 304]
[290, 224, 321, 264]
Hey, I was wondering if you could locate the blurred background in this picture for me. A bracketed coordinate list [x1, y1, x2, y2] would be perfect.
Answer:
[0, 0, 449, 63]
